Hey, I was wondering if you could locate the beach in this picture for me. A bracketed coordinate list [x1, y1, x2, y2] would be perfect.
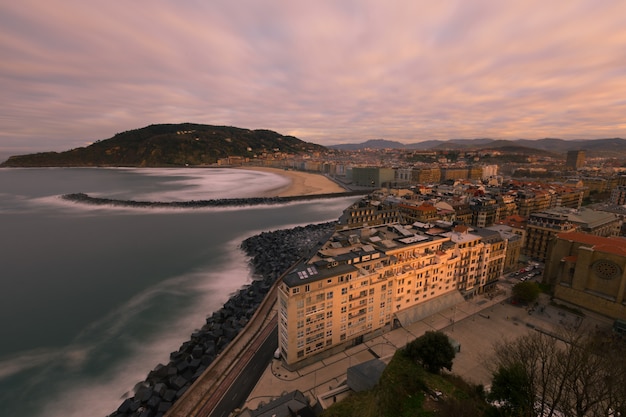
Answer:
[237, 166, 346, 197]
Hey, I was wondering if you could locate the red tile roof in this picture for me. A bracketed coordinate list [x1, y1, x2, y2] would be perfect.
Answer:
[557, 232, 626, 256]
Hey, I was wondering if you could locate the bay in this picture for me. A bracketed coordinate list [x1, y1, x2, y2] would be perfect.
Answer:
[0, 167, 357, 417]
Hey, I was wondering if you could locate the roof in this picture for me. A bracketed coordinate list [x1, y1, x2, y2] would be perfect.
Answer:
[556, 232, 626, 257]
[249, 390, 314, 417]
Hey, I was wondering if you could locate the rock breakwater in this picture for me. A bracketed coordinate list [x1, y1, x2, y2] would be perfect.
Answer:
[62, 191, 366, 208]
[108, 221, 336, 417]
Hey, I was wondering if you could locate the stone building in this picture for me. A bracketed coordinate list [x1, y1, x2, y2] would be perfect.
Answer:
[544, 232, 626, 320]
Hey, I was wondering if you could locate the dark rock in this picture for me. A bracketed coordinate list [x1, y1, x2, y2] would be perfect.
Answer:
[117, 398, 135, 413]
[176, 385, 189, 399]
[169, 375, 188, 390]
[158, 402, 172, 413]
[162, 389, 177, 402]
[146, 395, 161, 409]
[135, 386, 153, 402]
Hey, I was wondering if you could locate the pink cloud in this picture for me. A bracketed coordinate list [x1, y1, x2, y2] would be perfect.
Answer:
[1, 0, 626, 153]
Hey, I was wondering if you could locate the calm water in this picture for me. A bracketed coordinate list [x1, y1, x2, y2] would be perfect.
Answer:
[0, 167, 357, 417]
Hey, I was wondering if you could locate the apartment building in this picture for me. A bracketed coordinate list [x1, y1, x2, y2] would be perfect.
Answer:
[351, 167, 395, 188]
[525, 211, 576, 261]
[278, 218, 507, 369]
[336, 199, 403, 230]
[565, 150, 586, 170]
[487, 225, 523, 273]
[525, 208, 623, 261]
[396, 202, 439, 223]
[611, 185, 626, 206]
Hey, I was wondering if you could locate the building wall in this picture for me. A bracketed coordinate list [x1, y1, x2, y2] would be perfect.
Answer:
[352, 167, 396, 187]
[278, 221, 501, 369]
[566, 150, 586, 170]
[278, 237, 462, 368]
[524, 215, 576, 261]
[545, 234, 626, 320]
[611, 185, 626, 206]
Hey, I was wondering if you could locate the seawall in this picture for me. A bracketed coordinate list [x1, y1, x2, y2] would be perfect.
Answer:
[61, 191, 367, 208]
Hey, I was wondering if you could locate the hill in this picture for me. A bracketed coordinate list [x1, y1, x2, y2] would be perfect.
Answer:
[0, 123, 327, 167]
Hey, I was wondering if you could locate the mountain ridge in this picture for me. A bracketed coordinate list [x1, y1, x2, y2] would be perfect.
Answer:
[329, 137, 626, 156]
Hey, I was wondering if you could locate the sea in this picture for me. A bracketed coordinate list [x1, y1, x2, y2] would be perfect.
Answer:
[0, 167, 358, 417]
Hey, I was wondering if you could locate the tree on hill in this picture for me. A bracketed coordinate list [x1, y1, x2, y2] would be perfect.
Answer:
[404, 330, 456, 374]
[511, 281, 540, 304]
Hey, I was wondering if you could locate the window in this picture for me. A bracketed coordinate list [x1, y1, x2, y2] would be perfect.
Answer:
[292, 288, 300, 294]
[341, 287, 348, 295]
[327, 291, 334, 299]
[305, 284, 310, 292]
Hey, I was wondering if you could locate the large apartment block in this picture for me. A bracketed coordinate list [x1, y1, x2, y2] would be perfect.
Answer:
[277, 220, 506, 369]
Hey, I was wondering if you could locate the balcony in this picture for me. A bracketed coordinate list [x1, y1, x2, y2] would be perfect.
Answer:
[348, 308, 367, 320]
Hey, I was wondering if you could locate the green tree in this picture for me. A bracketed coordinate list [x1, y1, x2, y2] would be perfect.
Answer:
[488, 362, 534, 417]
[405, 331, 456, 374]
[511, 281, 540, 304]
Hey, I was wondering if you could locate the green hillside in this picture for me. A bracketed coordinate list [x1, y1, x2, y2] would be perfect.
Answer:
[322, 350, 493, 417]
[0, 123, 327, 167]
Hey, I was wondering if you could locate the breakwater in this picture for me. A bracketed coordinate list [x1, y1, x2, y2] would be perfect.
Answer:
[62, 191, 367, 208]
[108, 221, 336, 417]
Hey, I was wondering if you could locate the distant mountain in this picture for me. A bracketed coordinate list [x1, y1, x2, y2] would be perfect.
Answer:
[0, 123, 327, 167]
[328, 139, 406, 150]
[330, 137, 626, 156]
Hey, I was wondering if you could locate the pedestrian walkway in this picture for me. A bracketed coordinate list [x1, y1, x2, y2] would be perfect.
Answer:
[242, 281, 613, 413]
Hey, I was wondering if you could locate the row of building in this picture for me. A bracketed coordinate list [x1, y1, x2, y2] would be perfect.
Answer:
[276, 193, 626, 369]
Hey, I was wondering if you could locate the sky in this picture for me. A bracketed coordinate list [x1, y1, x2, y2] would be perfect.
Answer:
[2, 0, 626, 156]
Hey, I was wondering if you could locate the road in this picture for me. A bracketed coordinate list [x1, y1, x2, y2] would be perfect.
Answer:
[209, 324, 278, 417]
[184, 314, 278, 417]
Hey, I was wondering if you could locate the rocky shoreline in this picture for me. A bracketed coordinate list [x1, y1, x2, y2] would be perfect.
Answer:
[62, 191, 366, 208]
[108, 221, 337, 417]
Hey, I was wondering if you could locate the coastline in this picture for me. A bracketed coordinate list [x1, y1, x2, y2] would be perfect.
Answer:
[235, 166, 347, 197]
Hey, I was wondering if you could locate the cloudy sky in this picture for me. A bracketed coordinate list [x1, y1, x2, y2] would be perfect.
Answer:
[2, 0, 626, 155]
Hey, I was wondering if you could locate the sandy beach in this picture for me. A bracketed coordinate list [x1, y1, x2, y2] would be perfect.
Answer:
[237, 166, 347, 197]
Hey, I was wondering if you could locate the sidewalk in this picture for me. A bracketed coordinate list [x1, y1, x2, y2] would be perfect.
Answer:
[242, 280, 614, 412]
